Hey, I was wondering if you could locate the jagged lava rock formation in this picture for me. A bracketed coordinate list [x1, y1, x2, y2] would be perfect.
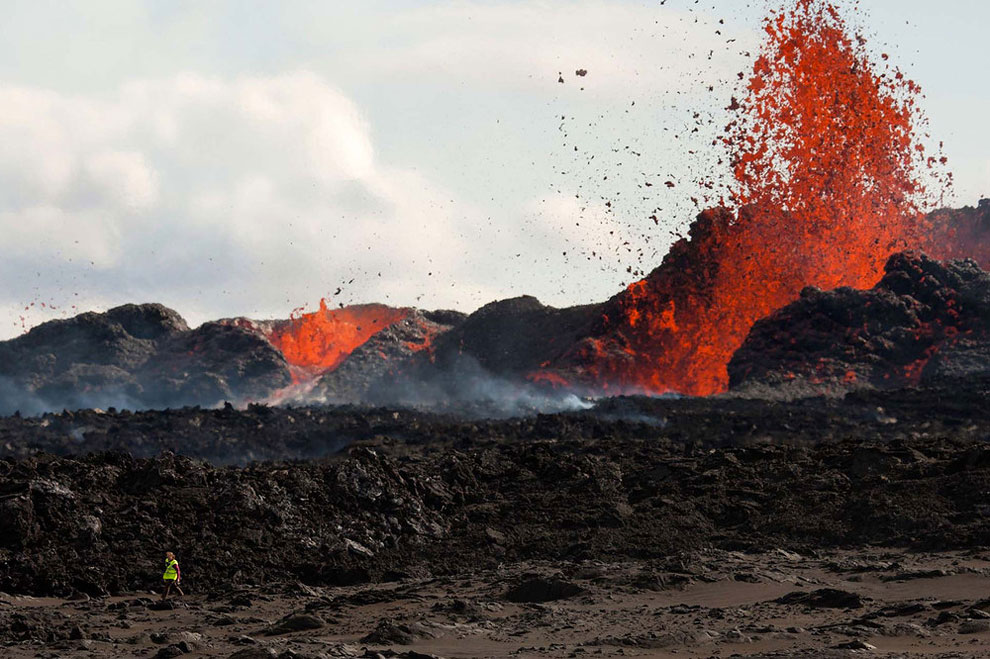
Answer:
[413, 296, 601, 387]
[729, 251, 990, 393]
[5, 402, 990, 596]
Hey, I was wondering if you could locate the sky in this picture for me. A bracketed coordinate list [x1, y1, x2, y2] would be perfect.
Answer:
[0, 0, 987, 338]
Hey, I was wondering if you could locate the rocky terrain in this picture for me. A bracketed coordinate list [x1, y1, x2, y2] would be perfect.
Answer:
[4, 378, 990, 656]
[3, 204, 990, 657]
[4, 305, 990, 658]
[1, 374, 990, 595]
[308, 309, 466, 406]
[729, 251, 990, 393]
[7, 549, 990, 658]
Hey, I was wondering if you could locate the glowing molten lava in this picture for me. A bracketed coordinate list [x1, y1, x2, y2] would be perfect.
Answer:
[269, 301, 409, 376]
[592, 0, 946, 396]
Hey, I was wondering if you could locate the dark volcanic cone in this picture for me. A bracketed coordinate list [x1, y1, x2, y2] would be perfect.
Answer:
[426, 296, 601, 379]
[0, 304, 291, 414]
[141, 321, 292, 407]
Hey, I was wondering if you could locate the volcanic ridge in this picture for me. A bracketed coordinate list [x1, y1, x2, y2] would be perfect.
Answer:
[2, 202, 988, 417]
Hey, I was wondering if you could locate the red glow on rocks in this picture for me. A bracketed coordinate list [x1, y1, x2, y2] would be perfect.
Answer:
[404, 316, 442, 354]
[527, 371, 571, 388]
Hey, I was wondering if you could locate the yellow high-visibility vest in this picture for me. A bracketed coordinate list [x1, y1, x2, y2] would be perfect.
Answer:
[163, 559, 178, 581]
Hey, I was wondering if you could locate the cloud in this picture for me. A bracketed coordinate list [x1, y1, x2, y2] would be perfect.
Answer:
[0, 2, 767, 340]
[0, 71, 492, 337]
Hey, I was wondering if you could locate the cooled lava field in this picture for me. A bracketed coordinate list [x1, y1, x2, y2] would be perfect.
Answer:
[5, 377, 990, 657]
[3, 374, 990, 595]
[6, 250, 990, 659]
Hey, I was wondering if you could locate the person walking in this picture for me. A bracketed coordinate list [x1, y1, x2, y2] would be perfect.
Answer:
[162, 551, 184, 601]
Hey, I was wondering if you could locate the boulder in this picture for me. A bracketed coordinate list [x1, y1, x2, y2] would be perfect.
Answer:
[265, 614, 323, 635]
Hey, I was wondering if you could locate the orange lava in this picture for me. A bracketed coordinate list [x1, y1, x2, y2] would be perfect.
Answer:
[596, 0, 945, 396]
[269, 300, 409, 375]
[527, 371, 571, 388]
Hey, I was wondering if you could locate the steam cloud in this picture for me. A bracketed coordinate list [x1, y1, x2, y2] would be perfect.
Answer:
[293, 355, 594, 419]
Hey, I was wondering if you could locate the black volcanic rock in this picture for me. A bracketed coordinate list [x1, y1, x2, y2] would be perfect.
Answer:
[728, 252, 990, 392]
[776, 588, 865, 609]
[140, 321, 291, 408]
[0, 304, 291, 414]
[4, 390, 990, 596]
[345, 297, 609, 415]
[504, 577, 585, 603]
[0, 304, 186, 413]
[426, 296, 601, 376]
[923, 337, 990, 380]
[0, 303, 187, 379]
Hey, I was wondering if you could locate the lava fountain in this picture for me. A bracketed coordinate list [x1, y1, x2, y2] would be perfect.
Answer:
[581, 0, 950, 396]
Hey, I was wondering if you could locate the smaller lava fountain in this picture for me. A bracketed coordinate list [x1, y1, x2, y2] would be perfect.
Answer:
[268, 301, 410, 379]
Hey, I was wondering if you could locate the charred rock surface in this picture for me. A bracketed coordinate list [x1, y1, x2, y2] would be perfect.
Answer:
[141, 322, 291, 407]
[0, 305, 291, 415]
[3, 374, 990, 461]
[0, 405, 440, 464]
[729, 252, 990, 392]
[423, 296, 601, 378]
[0, 304, 183, 413]
[2, 378, 990, 596]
